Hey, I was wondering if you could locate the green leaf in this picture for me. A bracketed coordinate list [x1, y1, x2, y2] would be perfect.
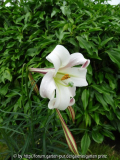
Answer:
[0, 45, 3, 51]
[81, 89, 89, 110]
[4, 49, 9, 55]
[1, 37, 11, 42]
[100, 37, 113, 47]
[98, 72, 104, 84]
[91, 84, 109, 94]
[24, 102, 29, 113]
[16, 15, 25, 23]
[85, 112, 91, 126]
[102, 129, 115, 140]
[87, 64, 92, 75]
[17, 96, 22, 108]
[16, 33, 23, 43]
[89, 104, 100, 112]
[86, 10, 93, 16]
[63, 23, 69, 31]
[106, 50, 120, 68]
[86, 74, 93, 84]
[29, 30, 42, 40]
[0, 117, 3, 123]
[88, 54, 102, 60]
[51, 10, 57, 18]
[81, 132, 91, 154]
[89, 27, 102, 32]
[101, 83, 115, 94]
[13, 103, 19, 112]
[2, 70, 12, 82]
[92, 131, 104, 143]
[6, 92, 18, 98]
[24, 12, 31, 24]
[103, 94, 114, 107]
[68, 38, 78, 47]
[94, 113, 99, 125]
[103, 124, 115, 130]
[105, 73, 116, 89]
[60, 6, 71, 16]
[116, 110, 120, 120]
[6, 42, 16, 48]
[76, 36, 93, 55]
[68, 18, 74, 24]
[55, 29, 69, 42]
[26, 48, 38, 57]
[51, 8, 59, 18]
[4, 22, 8, 30]
[39, 11, 45, 20]
[106, 111, 114, 120]
[0, 83, 9, 95]
[95, 92, 109, 111]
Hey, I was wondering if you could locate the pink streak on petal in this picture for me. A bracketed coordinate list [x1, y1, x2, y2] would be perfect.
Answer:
[29, 68, 54, 74]
[69, 98, 75, 106]
[81, 60, 89, 68]
[70, 98, 74, 103]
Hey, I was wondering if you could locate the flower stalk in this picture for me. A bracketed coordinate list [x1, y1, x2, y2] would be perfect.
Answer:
[67, 106, 75, 123]
[56, 109, 79, 155]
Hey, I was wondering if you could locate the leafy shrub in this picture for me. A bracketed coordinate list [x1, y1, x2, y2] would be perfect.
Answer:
[0, 0, 120, 158]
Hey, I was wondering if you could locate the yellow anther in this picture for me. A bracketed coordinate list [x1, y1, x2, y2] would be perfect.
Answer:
[61, 74, 70, 80]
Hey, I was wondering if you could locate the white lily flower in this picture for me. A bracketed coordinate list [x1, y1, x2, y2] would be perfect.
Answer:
[29, 45, 90, 110]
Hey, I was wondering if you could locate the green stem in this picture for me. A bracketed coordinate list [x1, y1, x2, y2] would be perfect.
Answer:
[22, 64, 25, 108]
[25, 66, 35, 148]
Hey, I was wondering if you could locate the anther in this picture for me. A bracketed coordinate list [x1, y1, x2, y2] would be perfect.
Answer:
[61, 74, 70, 80]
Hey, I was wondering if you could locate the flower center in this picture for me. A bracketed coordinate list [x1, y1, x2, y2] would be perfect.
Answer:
[61, 74, 70, 80]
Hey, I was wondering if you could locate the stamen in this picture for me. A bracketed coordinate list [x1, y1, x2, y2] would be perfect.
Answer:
[61, 74, 70, 80]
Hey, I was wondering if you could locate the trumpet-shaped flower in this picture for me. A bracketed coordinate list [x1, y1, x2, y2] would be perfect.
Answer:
[29, 45, 90, 110]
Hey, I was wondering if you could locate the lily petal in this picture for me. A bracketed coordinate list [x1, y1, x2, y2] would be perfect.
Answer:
[29, 68, 54, 74]
[48, 87, 75, 110]
[48, 98, 57, 109]
[40, 71, 56, 99]
[61, 53, 89, 69]
[70, 76, 88, 87]
[81, 60, 90, 68]
[48, 81, 72, 110]
[68, 86, 76, 97]
[46, 45, 70, 74]
[59, 67, 88, 87]
[69, 98, 75, 106]
[46, 53, 61, 75]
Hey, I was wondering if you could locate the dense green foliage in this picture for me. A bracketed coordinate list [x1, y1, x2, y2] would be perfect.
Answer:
[0, 0, 120, 159]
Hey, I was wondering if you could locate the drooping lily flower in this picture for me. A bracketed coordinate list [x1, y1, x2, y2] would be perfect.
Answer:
[29, 45, 90, 110]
